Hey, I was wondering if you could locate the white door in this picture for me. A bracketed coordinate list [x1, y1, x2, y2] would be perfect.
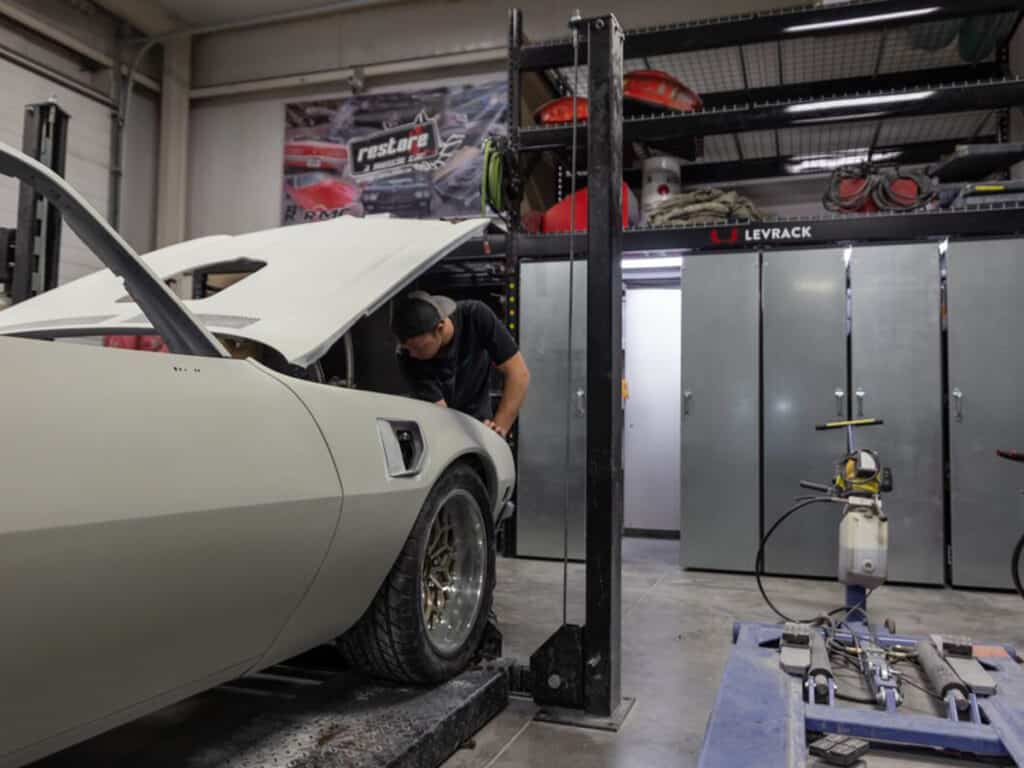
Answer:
[623, 288, 681, 535]
[0, 338, 343, 765]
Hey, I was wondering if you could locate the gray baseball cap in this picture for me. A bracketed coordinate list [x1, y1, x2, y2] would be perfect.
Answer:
[392, 290, 456, 340]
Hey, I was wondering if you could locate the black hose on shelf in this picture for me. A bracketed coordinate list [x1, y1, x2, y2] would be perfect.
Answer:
[822, 164, 936, 213]
[872, 169, 936, 211]
[822, 165, 876, 213]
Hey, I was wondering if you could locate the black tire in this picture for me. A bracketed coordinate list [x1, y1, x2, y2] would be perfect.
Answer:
[338, 463, 495, 684]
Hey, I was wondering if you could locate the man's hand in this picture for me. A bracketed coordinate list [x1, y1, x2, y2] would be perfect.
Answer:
[483, 419, 509, 439]
[492, 352, 530, 437]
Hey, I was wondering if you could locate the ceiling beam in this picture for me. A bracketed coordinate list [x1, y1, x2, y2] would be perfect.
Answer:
[92, 0, 183, 37]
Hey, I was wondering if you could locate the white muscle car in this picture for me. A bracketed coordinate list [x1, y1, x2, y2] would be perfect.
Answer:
[0, 143, 514, 768]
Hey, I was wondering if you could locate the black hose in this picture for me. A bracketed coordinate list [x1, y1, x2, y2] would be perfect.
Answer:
[822, 165, 875, 213]
[835, 690, 877, 705]
[871, 169, 936, 211]
[755, 497, 835, 623]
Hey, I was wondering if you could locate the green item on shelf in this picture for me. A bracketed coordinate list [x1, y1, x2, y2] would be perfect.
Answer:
[959, 13, 1017, 63]
[907, 19, 961, 52]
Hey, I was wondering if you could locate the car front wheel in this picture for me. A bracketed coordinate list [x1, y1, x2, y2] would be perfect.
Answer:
[338, 463, 495, 683]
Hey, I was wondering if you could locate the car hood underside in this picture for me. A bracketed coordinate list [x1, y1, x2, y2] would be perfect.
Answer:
[0, 215, 487, 367]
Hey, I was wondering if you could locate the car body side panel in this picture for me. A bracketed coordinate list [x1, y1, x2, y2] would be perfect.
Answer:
[0, 339, 342, 768]
[256, 372, 515, 667]
[3, 660, 254, 768]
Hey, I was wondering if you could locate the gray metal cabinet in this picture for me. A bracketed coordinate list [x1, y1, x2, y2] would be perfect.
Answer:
[680, 252, 760, 571]
[763, 248, 848, 577]
[624, 287, 681, 535]
[850, 244, 943, 584]
[947, 238, 1024, 589]
[517, 260, 588, 559]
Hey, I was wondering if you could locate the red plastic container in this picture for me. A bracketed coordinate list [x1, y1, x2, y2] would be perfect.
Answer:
[534, 96, 590, 125]
[541, 183, 634, 233]
[534, 69, 702, 125]
[624, 70, 702, 112]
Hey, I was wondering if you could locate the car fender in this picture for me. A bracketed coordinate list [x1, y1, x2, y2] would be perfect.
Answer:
[254, 367, 514, 667]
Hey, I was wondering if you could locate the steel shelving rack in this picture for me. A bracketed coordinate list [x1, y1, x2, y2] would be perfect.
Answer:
[507, 0, 1024, 261]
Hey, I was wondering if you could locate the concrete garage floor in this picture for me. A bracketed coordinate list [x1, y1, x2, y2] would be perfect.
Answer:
[448, 538, 1024, 768]
[30, 539, 1024, 768]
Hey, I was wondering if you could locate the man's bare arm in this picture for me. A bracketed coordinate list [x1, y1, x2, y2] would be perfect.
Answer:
[486, 352, 530, 437]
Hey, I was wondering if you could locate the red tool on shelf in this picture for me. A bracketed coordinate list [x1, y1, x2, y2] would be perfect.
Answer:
[534, 69, 702, 125]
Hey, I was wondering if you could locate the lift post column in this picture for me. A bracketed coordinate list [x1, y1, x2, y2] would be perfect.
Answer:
[10, 101, 69, 303]
[584, 12, 625, 719]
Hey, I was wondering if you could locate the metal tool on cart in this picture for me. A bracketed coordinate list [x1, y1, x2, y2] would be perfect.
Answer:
[700, 419, 1024, 768]
[756, 417, 892, 632]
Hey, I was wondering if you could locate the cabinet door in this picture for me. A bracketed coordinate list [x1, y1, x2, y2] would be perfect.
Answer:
[517, 260, 588, 559]
[680, 252, 760, 571]
[763, 248, 848, 577]
[624, 287, 681, 535]
[948, 239, 1024, 589]
[851, 244, 943, 584]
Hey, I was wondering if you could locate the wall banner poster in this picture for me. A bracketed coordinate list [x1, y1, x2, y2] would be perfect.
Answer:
[282, 80, 506, 225]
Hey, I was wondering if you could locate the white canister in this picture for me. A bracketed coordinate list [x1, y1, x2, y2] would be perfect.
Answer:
[641, 156, 682, 220]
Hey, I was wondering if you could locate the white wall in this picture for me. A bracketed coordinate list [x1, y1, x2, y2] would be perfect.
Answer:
[188, 95, 286, 237]
[191, 0, 786, 89]
[0, 1, 161, 277]
[122, 88, 160, 253]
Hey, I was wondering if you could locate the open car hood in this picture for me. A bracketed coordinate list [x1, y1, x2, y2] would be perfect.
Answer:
[0, 176, 487, 366]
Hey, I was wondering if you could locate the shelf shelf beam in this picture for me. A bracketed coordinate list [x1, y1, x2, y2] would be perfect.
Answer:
[515, 206, 1024, 258]
[519, 79, 1024, 149]
[519, 0, 1023, 70]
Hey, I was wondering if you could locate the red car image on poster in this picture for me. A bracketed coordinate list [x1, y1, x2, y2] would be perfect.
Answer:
[284, 140, 349, 172]
[283, 172, 364, 223]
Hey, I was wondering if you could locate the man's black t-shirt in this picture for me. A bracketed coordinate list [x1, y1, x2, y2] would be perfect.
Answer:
[398, 300, 518, 420]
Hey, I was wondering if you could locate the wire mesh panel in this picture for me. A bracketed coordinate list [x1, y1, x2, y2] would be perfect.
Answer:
[738, 130, 779, 159]
[525, 6, 1021, 183]
[781, 31, 883, 84]
[741, 42, 782, 89]
[879, 13, 1014, 72]
[699, 134, 742, 163]
[777, 122, 879, 157]
[646, 47, 748, 95]
[548, 12, 1014, 99]
[877, 110, 995, 145]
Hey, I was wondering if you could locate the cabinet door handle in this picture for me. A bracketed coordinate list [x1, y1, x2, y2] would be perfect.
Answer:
[834, 388, 845, 417]
[855, 388, 865, 418]
[575, 388, 586, 416]
[952, 388, 963, 421]
[683, 390, 693, 416]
